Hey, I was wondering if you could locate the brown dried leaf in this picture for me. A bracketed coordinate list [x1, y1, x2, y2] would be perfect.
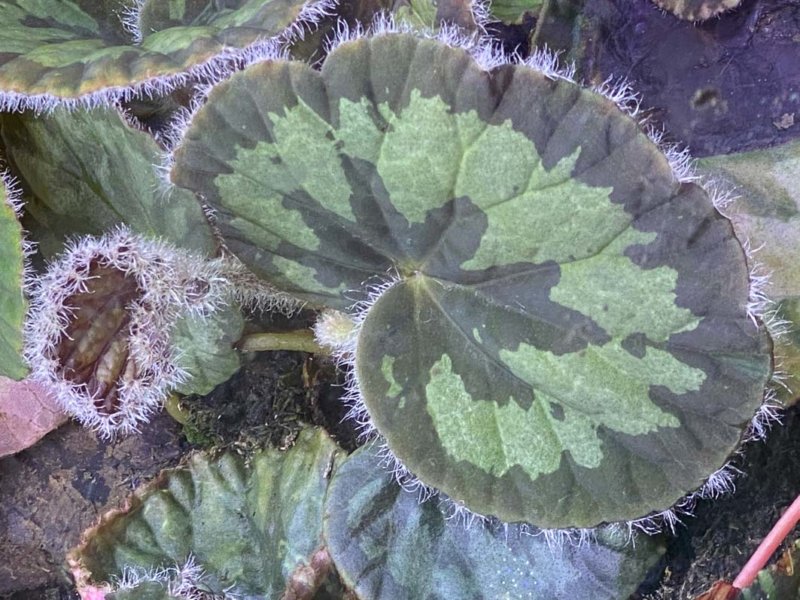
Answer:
[0, 376, 68, 458]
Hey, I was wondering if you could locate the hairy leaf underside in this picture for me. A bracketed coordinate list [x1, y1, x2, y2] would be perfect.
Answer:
[171, 33, 772, 527]
[0, 0, 309, 105]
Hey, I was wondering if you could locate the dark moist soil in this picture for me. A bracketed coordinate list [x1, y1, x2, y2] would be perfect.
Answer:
[4, 1, 800, 599]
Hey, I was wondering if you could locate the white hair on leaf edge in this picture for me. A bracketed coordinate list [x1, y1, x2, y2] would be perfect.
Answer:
[0, 0, 334, 116]
[110, 555, 234, 600]
[22, 227, 234, 438]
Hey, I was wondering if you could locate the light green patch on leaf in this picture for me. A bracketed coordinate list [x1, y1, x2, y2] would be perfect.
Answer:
[0, 108, 215, 258]
[70, 428, 341, 598]
[490, 0, 543, 23]
[458, 141, 620, 269]
[377, 90, 467, 224]
[0, 182, 27, 380]
[325, 441, 666, 600]
[0, 0, 309, 102]
[428, 344, 686, 478]
[267, 100, 358, 222]
[426, 354, 563, 477]
[172, 304, 244, 396]
[551, 228, 701, 341]
[381, 356, 403, 399]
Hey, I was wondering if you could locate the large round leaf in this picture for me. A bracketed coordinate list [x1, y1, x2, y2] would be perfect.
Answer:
[325, 441, 665, 600]
[0, 0, 319, 110]
[69, 427, 341, 598]
[0, 173, 26, 379]
[170, 33, 772, 527]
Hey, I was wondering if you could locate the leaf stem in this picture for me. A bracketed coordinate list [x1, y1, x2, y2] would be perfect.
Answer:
[529, 0, 552, 50]
[732, 492, 800, 590]
[238, 330, 326, 355]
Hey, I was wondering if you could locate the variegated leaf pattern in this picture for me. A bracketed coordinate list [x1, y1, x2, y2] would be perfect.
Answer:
[0, 0, 317, 110]
[171, 33, 771, 527]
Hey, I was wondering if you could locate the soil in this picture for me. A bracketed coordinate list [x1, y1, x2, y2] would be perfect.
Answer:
[3, 1, 800, 599]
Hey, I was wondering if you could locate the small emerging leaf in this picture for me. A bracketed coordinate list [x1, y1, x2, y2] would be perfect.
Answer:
[325, 441, 665, 600]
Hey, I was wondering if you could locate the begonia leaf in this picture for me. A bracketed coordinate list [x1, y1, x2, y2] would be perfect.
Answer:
[0, 173, 26, 379]
[0, 0, 320, 110]
[700, 141, 800, 405]
[0, 108, 214, 258]
[69, 428, 341, 598]
[325, 441, 665, 600]
[170, 32, 771, 528]
[172, 304, 244, 397]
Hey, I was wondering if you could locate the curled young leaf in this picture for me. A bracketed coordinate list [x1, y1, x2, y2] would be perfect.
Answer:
[170, 31, 771, 528]
[24, 228, 230, 437]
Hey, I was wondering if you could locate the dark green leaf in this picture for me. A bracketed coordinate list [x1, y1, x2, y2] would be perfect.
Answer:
[0, 108, 215, 258]
[70, 427, 341, 598]
[325, 441, 665, 600]
[0, 0, 316, 109]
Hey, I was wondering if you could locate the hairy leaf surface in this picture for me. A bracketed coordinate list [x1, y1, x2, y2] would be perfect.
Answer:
[171, 33, 771, 527]
[70, 428, 340, 598]
[0, 176, 26, 379]
[0, 108, 214, 258]
[0, 0, 310, 107]
[325, 442, 665, 600]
